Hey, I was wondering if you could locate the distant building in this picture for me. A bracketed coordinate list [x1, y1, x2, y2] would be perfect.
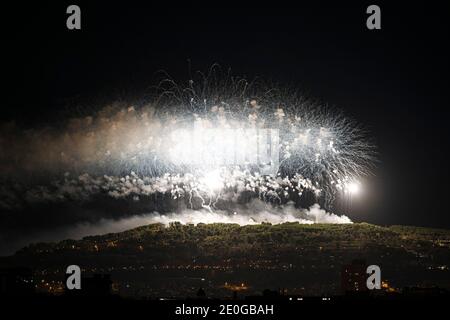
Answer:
[341, 259, 368, 294]
[262, 289, 280, 298]
[0, 267, 35, 296]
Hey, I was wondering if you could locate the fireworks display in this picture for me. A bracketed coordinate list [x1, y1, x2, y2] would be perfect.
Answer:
[0, 67, 376, 227]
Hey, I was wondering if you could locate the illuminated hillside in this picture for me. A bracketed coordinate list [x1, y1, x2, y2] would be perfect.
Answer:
[2, 223, 449, 297]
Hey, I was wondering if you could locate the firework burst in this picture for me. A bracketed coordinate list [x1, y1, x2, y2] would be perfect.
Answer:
[0, 66, 375, 213]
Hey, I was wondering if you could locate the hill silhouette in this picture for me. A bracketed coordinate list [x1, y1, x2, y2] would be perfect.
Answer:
[1, 222, 449, 297]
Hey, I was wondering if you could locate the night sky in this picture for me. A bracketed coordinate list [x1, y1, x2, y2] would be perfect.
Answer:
[2, 1, 450, 228]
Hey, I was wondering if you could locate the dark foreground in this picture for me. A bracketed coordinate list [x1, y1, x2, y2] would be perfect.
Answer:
[2, 294, 448, 319]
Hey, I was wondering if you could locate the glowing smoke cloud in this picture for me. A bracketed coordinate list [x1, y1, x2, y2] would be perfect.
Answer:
[150, 202, 352, 225]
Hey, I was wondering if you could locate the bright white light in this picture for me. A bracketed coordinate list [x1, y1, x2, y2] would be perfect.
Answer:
[200, 170, 224, 191]
[347, 181, 360, 195]
[168, 126, 280, 175]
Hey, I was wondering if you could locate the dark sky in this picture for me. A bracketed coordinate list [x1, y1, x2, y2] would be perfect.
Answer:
[2, 1, 450, 228]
